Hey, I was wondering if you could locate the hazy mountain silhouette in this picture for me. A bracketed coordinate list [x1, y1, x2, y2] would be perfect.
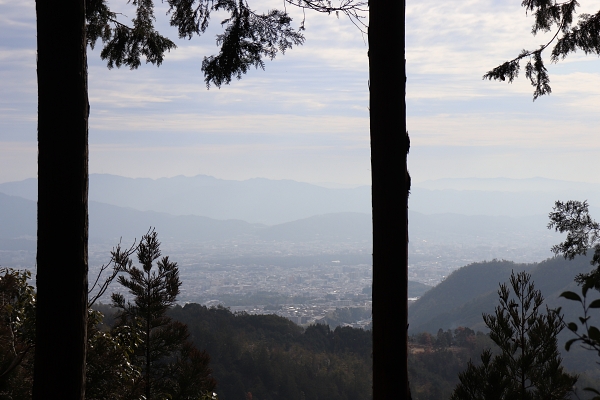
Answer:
[410, 187, 600, 216]
[0, 178, 37, 201]
[0, 193, 36, 251]
[1, 190, 564, 250]
[4, 175, 600, 224]
[0, 192, 36, 239]
[88, 201, 264, 243]
[257, 212, 371, 242]
[411, 177, 600, 216]
[0, 193, 371, 246]
[0, 175, 371, 225]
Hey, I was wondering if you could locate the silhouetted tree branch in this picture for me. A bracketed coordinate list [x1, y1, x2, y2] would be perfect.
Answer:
[484, 0, 600, 100]
[88, 234, 142, 308]
[85, 0, 365, 85]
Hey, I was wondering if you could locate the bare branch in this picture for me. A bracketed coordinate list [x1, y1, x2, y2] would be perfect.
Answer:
[283, 0, 367, 32]
[88, 228, 155, 308]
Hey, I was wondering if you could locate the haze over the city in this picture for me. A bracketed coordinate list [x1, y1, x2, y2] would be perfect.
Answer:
[3, 0, 600, 355]
[5, 0, 600, 396]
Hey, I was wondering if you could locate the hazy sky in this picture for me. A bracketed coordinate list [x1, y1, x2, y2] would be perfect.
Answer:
[1, 0, 600, 186]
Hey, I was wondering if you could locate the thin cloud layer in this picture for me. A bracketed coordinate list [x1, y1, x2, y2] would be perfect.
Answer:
[1, 0, 600, 185]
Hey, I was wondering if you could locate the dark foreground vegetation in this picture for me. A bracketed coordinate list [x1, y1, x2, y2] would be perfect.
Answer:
[173, 305, 372, 400]
[9, 206, 600, 400]
[96, 302, 373, 400]
[408, 327, 498, 399]
[0, 232, 373, 400]
[1, 279, 373, 400]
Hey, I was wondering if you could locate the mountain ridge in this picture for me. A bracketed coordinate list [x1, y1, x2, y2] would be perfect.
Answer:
[0, 174, 372, 225]
[4, 174, 600, 223]
[0, 192, 373, 245]
[0, 191, 564, 248]
[408, 256, 598, 335]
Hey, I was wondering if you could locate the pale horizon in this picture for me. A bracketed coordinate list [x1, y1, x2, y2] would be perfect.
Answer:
[2, 0, 600, 185]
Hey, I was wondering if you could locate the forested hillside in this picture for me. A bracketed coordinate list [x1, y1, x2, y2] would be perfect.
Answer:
[407, 326, 599, 400]
[408, 256, 596, 334]
[167, 304, 373, 400]
[408, 255, 600, 381]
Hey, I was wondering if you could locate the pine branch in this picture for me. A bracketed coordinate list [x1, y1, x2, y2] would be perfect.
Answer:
[483, 0, 589, 100]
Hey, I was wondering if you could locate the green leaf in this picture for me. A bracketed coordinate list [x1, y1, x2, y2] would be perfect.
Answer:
[583, 284, 590, 297]
[589, 299, 600, 308]
[560, 291, 582, 302]
[588, 326, 600, 343]
[567, 322, 578, 332]
[565, 338, 577, 351]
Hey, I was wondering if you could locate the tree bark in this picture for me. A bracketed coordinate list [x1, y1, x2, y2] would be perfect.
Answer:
[369, 0, 410, 397]
[33, 0, 89, 397]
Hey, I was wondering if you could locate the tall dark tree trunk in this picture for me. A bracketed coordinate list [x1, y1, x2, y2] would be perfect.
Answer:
[33, 0, 89, 397]
[369, 0, 409, 397]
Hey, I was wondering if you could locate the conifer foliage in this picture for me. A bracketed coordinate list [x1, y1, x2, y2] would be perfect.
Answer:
[547, 199, 600, 399]
[0, 234, 217, 400]
[85, 0, 366, 87]
[484, 0, 600, 99]
[0, 268, 35, 399]
[86, 0, 305, 87]
[451, 271, 577, 400]
[110, 231, 217, 400]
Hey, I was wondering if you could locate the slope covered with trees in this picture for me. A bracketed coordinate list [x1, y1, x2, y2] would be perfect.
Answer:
[168, 305, 373, 400]
[1, 258, 372, 400]
[1, 232, 218, 400]
[408, 256, 595, 334]
[451, 271, 577, 400]
[408, 327, 498, 400]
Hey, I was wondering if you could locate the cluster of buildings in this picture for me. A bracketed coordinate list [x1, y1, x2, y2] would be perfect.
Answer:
[14, 231, 555, 327]
[179, 261, 373, 326]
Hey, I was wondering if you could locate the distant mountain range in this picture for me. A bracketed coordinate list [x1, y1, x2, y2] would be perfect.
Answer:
[0, 192, 372, 247]
[0, 175, 371, 225]
[412, 177, 600, 216]
[3, 175, 599, 223]
[2, 174, 593, 270]
[0, 190, 562, 251]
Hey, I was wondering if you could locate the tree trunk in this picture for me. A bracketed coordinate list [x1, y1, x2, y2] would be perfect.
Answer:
[33, 0, 89, 397]
[369, 0, 410, 397]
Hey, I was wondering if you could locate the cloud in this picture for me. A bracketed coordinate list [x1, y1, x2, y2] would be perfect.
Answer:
[3, 0, 600, 186]
[406, 0, 600, 85]
[0, 0, 35, 31]
[89, 113, 369, 141]
[409, 112, 600, 148]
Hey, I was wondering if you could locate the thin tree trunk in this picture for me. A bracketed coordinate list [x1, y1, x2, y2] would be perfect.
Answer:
[146, 272, 151, 400]
[33, 0, 89, 396]
[369, 0, 410, 397]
